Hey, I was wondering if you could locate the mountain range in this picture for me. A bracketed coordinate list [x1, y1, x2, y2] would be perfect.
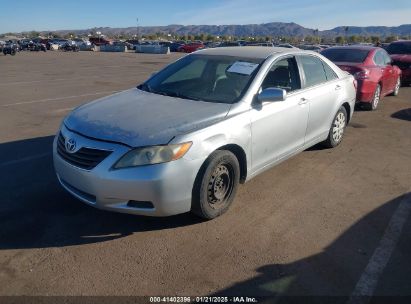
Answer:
[8, 22, 411, 38]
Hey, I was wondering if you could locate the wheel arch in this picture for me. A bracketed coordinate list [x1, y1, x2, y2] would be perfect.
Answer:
[341, 102, 351, 123]
[217, 144, 247, 183]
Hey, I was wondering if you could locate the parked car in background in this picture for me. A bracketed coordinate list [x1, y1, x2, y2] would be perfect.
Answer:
[47, 38, 69, 50]
[178, 42, 205, 53]
[219, 41, 245, 47]
[54, 47, 356, 219]
[299, 45, 324, 52]
[28, 41, 47, 52]
[247, 42, 274, 47]
[321, 46, 401, 110]
[3, 41, 18, 55]
[61, 42, 79, 52]
[89, 36, 111, 46]
[170, 42, 185, 52]
[277, 43, 298, 49]
[387, 40, 411, 86]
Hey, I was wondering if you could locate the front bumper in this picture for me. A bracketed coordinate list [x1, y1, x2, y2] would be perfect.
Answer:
[53, 126, 204, 216]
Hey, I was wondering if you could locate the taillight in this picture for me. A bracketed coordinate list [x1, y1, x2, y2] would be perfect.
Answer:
[354, 69, 370, 80]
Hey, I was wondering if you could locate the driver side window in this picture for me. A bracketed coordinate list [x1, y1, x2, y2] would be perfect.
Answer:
[261, 57, 301, 92]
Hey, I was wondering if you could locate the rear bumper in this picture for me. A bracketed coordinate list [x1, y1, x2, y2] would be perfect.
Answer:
[356, 80, 377, 103]
[53, 126, 204, 217]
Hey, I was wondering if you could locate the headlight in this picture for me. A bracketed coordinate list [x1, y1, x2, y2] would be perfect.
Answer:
[113, 142, 192, 169]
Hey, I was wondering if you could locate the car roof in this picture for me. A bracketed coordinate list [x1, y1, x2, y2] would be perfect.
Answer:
[325, 45, 378, 51]
[389, 40, 411, 44]
[196, 46, 300, 59]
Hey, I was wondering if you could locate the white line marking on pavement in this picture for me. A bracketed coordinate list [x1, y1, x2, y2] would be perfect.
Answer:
[347, 193, 411, 304]
[1, 91, 118, 107]
[0, 152, 51, 168]
[0, 70, 148, 86]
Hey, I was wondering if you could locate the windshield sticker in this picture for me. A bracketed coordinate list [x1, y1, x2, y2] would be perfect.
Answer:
[227, 61, 259, 75]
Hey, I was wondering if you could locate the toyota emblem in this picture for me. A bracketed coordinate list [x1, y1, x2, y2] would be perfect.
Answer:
[65, 138, 77, 153]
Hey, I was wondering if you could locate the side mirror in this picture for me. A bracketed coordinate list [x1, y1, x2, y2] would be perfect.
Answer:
[258, 88, 287, 103]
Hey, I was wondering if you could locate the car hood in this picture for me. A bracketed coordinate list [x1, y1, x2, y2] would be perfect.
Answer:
[64, 88, 231, 147]
[390, 54, 411, 63]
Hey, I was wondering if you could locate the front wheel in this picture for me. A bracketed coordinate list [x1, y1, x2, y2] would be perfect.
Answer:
[322, 106, 348, 148]
[191, 150, 240, 220]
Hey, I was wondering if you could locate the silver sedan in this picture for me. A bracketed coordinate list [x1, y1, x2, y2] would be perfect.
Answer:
[53, 47, 356, 219]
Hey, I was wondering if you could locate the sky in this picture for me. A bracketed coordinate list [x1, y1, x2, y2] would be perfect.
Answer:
[0, 0, 410, 33]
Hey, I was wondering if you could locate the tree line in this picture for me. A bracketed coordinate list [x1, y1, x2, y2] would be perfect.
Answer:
[2, 30, 410, 45]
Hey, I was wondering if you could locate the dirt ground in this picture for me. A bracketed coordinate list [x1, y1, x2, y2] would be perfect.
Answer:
[0, 51, 410, 300]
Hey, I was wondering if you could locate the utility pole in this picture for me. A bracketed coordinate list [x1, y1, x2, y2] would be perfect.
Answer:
[136, 18, 139, 41]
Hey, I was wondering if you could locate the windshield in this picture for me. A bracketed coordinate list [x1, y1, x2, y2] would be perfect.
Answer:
[138, 54, 263, 104]
[321, 49, 370, 63]
[387, 43, 411, 55]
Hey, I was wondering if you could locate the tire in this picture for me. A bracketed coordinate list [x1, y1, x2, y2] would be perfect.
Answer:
[191, 150, 240, 220]
[322, 106, 348, 148]
[390, 77, 400, 96]
[363, 84, 381, 111]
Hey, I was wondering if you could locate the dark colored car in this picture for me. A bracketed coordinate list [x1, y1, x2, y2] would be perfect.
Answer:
[88, 37, 111, 46]
[178, 42, 205, 53]
[321, 46, 401, 110]
[170, 42, 185, 52]
[3, 42, 17, 56]
[28, 41, 47, 52]
[387, 40, 411, 86]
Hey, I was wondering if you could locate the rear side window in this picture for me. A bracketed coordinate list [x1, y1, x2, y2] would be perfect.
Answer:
[321, 49, 370, 63]
[300, 56, 327, 87]
[322, 61, 338, 81]
[381, 50, 392, 65]
[373, 51, 385, 66]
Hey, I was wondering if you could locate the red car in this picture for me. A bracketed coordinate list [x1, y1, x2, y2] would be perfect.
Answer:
[387, 40, 411, 86]
[178, 42, 205, 53]
[321, 46, 401, 110]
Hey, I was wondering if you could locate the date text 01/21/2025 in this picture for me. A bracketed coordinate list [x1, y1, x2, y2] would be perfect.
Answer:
[149, 296, 258, 303]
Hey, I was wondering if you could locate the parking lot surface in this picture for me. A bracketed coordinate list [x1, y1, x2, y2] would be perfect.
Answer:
[0, 51, 410, 298]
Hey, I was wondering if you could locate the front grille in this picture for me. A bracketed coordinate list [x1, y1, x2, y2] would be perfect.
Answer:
[57, 132, 112, 170]
[393, 61, 411, 70]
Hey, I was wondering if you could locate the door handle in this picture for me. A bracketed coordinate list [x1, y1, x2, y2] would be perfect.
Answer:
[335, 85, 342, 91]
[298, 98, 308, 105]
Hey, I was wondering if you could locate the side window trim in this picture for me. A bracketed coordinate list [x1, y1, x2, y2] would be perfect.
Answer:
[321, 59, 339, 82]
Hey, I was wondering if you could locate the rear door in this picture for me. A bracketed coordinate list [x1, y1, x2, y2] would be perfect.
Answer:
[374, 50, 393, 94]
[298, 55, 341, 145]
[381, 49, 397, 90]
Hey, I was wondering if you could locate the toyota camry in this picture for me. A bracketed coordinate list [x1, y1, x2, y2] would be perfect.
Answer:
[54, 47, 356, 219]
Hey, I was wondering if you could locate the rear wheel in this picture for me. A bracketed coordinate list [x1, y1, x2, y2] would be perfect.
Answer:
[322, 106, 347, 148]
[191, 150, 240, 220]
[390, 77, 400, 96]
[364, 84, 381, 111]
